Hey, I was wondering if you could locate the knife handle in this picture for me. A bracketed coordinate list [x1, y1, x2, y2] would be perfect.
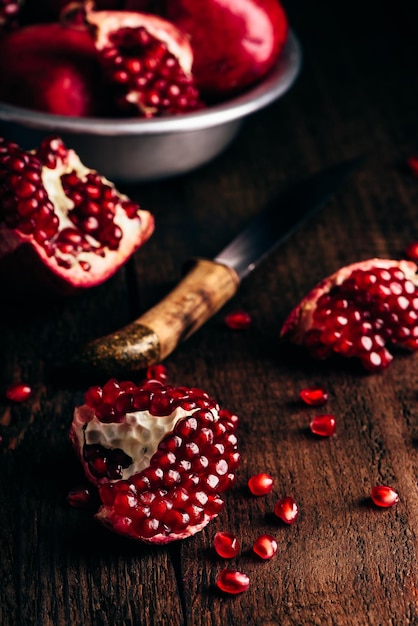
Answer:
[78, 258, 240, 376]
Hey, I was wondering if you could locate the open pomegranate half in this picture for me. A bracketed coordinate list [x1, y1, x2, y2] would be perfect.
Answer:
[70, 377, 240, 543]
[0, 136, 154, 295]
[86, 6, 204, 117]
[280, 259, 418, 372]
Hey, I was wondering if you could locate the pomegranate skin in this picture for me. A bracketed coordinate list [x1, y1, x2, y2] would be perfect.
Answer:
[0, 23, 107, 117]
[281, 259, 418, 373]
[166, 0, 289, 97]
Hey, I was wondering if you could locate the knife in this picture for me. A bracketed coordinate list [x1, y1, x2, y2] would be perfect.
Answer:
[77, 157, 362, 376]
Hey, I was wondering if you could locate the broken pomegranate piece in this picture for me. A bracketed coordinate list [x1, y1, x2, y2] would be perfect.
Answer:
[0, 136, 154, 294]
[86, 8, 204, 117]
[281, 259, 418, 372]
[70, 378, 240, 543]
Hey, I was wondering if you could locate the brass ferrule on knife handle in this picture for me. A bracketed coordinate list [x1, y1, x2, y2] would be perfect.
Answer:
[78, 259, 240, 375]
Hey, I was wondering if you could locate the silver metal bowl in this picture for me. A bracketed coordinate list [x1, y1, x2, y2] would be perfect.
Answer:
[0, 31, 301, 182]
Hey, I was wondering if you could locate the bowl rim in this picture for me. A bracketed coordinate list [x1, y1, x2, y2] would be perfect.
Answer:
[0, 30, 302, 136]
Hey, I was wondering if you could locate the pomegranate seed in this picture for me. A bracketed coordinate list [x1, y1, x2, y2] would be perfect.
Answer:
[248, 472, 274, 496]
[370, 485, 399, 507]
[216, 569, 250, 595]
[146, 363, 168, 382]
[404, 241, 418, 262]
[310, 414, 336, 437]
[274, 496, 299, 524]
[224, 310, 252, 330]
[5, 382, 32, 402]
[67, 486, 95, 508]
[406, 155, 418, 177]
[252, 534, 278, 560]
[300, 387, 328, 406]
[213, 532, 240, 558]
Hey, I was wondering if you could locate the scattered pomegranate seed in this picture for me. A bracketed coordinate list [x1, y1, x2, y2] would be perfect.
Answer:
[406, 155, 418, 177]
[370, 485, 399, 507]
[5, 382, 32, 402]
[252, 534, 278, 560]
[274, 496, 299, 524]
[310, 414, 336, 437]
[224, 310, 252, 330]
[67, 486, 95, 509]
[213, 531, 240, 558]
[300, 387, 328, 406]
[216, 568, 250, 595]
[404, 241, 418, 262]
[146, 363, 168, 382]
[248, 472, 274, 496]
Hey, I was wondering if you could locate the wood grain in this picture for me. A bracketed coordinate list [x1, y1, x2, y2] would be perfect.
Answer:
[2, 0, 418, 624]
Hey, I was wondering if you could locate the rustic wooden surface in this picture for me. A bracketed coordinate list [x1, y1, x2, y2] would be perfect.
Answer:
[2, 0, 418, 624]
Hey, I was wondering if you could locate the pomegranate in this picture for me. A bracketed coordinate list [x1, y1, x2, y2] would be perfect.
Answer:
[5, 382, 32, 402]
[247, 472, 274, 496]
[86, 7, 204, 117]
[273, 496, 299, 524]
[252, 534, 278, 560]
[224, 310, 252, 330]
[310, 414, 336, 437]
[0, 136, 154, 295]
[299, 387, 328, 406]
[70, 377, 240, 543]
[166, 0, 289, 98]
[281, 259, 418, 373]
[0, 23, 109, 117]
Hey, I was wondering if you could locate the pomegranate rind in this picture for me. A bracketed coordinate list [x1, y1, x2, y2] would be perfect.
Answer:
[280, 258, 418, 370]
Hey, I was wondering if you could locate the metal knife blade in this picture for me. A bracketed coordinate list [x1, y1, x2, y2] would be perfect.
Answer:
[215, 156, 364, 279]
[77, 157, 363, 377]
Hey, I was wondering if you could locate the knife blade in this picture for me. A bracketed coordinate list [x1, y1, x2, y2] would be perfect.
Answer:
[77, 157, 363, 376]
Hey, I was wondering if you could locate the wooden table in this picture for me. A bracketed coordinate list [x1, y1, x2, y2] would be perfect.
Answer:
[2, 0, 418, 624]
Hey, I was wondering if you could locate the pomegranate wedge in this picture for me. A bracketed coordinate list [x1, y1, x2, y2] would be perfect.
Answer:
[70, 378, 240, 543]
[281, 258, 418, 372]
[0, 136, 154, 295]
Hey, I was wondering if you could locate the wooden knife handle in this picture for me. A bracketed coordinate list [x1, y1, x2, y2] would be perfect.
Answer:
[78, 258, 240, 376]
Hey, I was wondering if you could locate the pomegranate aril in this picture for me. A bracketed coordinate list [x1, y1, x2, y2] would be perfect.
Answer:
[67, 486, 95, 509]
[5, 382, 32, 402]
[248, 472, 274, 496]
[146, 363, 167, 382]
[370, 485, 399, 507]
[406, 155, 418, 177]
[216, 569, 250, 595]
[310, 414, 336, 437]
[404, 242, 418, 262]
[300, 387, 328, 406]
[224, 310, 252, 330]
[252, 534, 278, 560]
[274, 496, 299, 524]
[213, 532, 240, 558]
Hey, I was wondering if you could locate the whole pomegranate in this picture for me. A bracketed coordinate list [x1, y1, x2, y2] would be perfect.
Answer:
[166, 0, 289, 98]
[0, 22, 107, 117]
[70, 377, 240, 543]
[281, 259, 418, 372]
[86, 7, 204, 117]
[0, 136, 154, 294]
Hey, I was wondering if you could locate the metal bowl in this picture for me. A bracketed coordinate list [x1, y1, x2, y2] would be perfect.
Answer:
[0, 31, 301, 182]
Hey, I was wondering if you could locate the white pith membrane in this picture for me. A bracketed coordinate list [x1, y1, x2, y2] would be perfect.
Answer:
[0, 143, 154, 288]
[72, 403, 218, 481]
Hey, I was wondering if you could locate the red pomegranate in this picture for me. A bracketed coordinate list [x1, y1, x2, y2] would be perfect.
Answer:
[281, 259, 418, 372]
[166, 0, 289, 98]
[0, 136, 154, 295]
[0, 22, 109, 117]
[86, 7, 204, 117]
[70, 377, 240, 543]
